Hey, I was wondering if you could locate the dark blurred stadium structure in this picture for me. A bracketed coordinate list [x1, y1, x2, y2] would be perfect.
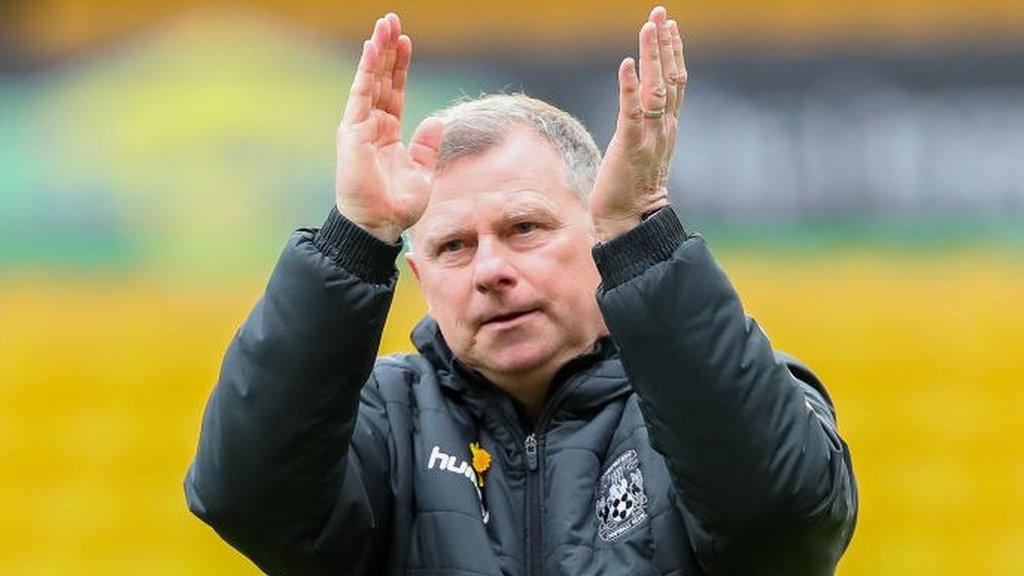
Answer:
[1, 1, 1021, 575]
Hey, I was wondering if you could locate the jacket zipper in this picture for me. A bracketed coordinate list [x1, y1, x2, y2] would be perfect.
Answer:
[496, 400, 559, 576]
[524, 433, 540, 575]
[522, 379, 582, 576]
[524, 434, 538, 471]
[484, 362, 600, 576]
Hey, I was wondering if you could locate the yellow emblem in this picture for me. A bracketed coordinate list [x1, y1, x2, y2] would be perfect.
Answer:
[469, 442, 492, 487]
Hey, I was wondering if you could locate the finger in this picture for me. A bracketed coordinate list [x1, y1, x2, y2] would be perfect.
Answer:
[615, 57, 643, 143]
[408, 116, 445, 172]
[370, 17, 389, 107]
[638, 21, 666, 119]
[342, 40, 378, 125]
[653, 12, 678, 115]
[386, 12, 401, 45]
[379, 13, 401, 114]
[668, 19, 687, 117]
[387, 34, 412, 120]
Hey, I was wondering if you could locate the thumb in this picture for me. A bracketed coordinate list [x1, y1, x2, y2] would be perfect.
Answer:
[408, 116, 444, 172]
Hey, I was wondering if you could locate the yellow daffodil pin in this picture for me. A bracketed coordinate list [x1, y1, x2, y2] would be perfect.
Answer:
[469, 442, 492, 487]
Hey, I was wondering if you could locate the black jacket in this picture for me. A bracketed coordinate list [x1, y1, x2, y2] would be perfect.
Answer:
[184, 206, 857, 575]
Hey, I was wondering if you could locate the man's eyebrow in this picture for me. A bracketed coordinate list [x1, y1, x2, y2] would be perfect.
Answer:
[502, 199, 560, 222]
[421, 223, 471, 245]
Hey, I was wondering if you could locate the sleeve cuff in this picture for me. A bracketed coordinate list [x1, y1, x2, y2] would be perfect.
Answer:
[313, 207, 403, 284]
[592, 206, 688, 289]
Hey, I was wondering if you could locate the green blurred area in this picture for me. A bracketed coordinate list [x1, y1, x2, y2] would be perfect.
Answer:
[0, 13, 491, 277]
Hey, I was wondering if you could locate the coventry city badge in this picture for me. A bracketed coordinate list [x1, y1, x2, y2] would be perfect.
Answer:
[595, 449, 648, 542]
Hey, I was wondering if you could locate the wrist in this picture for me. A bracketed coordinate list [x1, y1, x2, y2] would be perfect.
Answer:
[334, 203, 404, 244]
[359, 222, 403, 245]
[591, 205, 687, 289]
[591, 202, 669, 243]
[314, 207, 403, 284]
[592, 215, 642, 243]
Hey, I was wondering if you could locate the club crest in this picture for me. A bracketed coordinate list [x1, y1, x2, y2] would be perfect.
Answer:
[595, 449, 648, 542]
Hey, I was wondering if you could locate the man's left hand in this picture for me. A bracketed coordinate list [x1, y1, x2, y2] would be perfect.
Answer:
[590, 6, 686, 242]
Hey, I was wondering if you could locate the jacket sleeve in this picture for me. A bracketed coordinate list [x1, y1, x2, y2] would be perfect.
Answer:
[592, 207, 857, 575]
[183, 208, 401, 575]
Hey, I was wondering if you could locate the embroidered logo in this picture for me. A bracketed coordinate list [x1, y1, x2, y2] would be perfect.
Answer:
[469, 442, 492, 487]
[427, 445, 490, 524]
[595, 449, 648, 541]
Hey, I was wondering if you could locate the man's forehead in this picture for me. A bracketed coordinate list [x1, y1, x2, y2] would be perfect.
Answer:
[431, 128, 569, 193]
[417, 189, 560, 233]
[412, 127, 581, 241]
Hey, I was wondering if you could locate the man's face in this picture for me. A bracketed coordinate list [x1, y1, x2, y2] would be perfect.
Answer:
[407, 128, 607, 386]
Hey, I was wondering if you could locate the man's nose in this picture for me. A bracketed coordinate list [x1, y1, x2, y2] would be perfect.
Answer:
[472, 238, 517, 294]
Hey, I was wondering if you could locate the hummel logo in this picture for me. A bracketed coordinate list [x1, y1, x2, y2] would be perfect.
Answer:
[427, 445, 490, 524]
[428, 445, 478, 483]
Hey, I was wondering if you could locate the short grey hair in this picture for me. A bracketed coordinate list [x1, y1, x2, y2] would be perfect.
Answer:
[431, 92, 602, 202]
[403, 93, 601, 252]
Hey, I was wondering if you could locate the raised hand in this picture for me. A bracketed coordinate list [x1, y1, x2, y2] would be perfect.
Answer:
[335, 13, 445, 243]
[589, 6, 686, 241]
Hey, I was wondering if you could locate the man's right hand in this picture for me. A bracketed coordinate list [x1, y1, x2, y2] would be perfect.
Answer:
[335, 13, 444, 244]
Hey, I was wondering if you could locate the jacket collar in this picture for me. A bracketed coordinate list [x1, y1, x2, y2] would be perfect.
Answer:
[410, 316, 631, 424]
[411, 315, 460, 376]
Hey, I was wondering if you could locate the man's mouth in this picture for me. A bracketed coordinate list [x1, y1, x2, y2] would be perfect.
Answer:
[482, 309, 538, 328]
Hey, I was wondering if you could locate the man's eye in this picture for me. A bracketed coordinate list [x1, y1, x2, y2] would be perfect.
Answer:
[438, 239, 464, 254]
[513, 222, 537, 234]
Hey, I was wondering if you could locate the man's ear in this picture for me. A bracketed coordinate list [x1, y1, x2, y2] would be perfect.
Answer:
[406, 252, 422, 285]
[405, 253, 432, 314]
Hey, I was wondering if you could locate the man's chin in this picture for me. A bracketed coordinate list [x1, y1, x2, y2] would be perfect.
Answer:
[479, 341, 555, 377]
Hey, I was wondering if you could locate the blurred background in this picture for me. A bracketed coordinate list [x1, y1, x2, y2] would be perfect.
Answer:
[1, 0, 1022, 574]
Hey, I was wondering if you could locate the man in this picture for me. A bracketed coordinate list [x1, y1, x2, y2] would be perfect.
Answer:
[185, 6, 857, 575]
